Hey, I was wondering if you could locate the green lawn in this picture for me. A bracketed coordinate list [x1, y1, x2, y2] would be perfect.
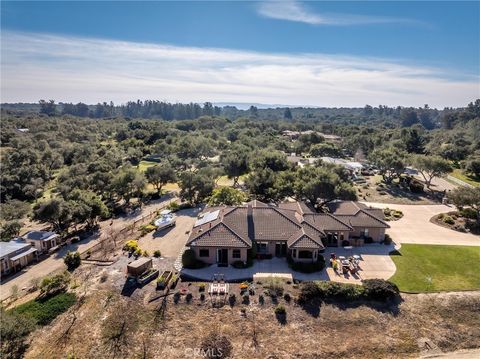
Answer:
[449, 168, 480, 187]
[137, 160, 158, 172]
[389, 244, 480, 292]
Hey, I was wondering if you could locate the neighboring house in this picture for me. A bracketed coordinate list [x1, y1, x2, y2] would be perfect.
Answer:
[22, 231, 60, 254]
[321, 157, 364, 173]
[186, 200, 389, 266]
[0, 241, 38, 276]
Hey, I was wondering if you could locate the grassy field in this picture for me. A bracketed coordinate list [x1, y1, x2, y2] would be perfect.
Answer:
[390, 244, 480, 292]
[137, 160, 158, 172]
[449, 168, 480, 187]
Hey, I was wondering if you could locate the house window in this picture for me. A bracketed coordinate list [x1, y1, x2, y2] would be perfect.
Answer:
[199, 249, 209, 258]
[298, 250, 313, 259]
[232, 249, 241, 259]
[256, 242, 268, 254]
[292, 249, 297, 258]
[363, 229, 369, 237]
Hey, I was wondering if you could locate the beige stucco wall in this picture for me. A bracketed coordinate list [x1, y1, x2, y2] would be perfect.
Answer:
[290, 248, 318, 263]
[191, 247, 247, 265]
[350, 227, 385, 242]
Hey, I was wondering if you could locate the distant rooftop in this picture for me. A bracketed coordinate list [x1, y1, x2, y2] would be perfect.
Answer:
[0, 241, 31, 258]
[23, 231, 58, 241]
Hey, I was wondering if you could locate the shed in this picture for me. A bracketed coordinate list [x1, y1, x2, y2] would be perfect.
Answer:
[127, 257, 152, 277]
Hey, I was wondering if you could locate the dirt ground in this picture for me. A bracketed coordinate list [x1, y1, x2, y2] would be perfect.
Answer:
[22, 263, 480, 359]
[356, 175, 437, 205]
[137, 207, 202, 258]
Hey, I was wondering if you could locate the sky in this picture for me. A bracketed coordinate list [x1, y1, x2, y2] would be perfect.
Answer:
[1, 1, 479, 108]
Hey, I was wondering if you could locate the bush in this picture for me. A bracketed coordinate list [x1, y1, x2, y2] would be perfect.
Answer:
[0, 308, 36, 359]
[228, 294, 236, 307]
[258, 295, 265, 305]
[364, 236, 373, 244]
[186, 293, 193, 303]
[409, 180, 424, 193]
[153, 250, 161, 258]
[198, 283, 206, 292]
[123, 240, 139, 253]
[383, 234, 392, 245]
[12, 292, 76, 326]
[64, 251, 81, 271]
[139, 224, 156, 236]
[460, 208, 478, 220]
[297, 281, 322, 304]
[181, 249, 206, 269]
[283, 293, 291, 302]
[274, 305, 286, 315]
[166, 201, 180, 212]
[362, 279, 399, 301]
[231, 260, 246, 269]
[443, 215, 455, 225]
[200, 332, 233, 359]
[242, 294, 250, 305]
[200, 293, 205, 301]
[39, 273, 70, 298]
[264, 278, 284, 297]
[173, 291, 181, 304]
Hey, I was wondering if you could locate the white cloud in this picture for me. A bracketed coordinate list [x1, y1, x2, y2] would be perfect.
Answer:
[257, 0, 420, 26]
[1, 31, 478, 107]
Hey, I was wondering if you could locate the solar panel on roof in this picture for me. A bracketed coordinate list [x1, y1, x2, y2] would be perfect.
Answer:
[194, 210, 220, 227]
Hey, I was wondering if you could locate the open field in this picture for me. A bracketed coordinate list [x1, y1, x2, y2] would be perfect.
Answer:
[389, 244, 480, 292]
[22, 274, 480, 359]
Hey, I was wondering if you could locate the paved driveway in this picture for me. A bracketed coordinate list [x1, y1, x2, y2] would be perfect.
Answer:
[362, 202, 480, 247]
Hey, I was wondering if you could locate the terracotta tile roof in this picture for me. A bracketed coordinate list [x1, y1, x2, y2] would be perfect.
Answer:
[325, 201, 389, 228]
[303, 213, 353, 232]
[251, 207, 302, 241]
[187, 222, 251, 248]
[289, 234, 323, 249]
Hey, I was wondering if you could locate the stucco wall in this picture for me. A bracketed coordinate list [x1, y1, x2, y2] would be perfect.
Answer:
[350, 227, 385, 242]
[191, 247, 247, 265]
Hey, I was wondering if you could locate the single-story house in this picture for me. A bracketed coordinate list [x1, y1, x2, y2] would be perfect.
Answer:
[0, 241, 38, 276]
[21, 231, 59, 254]
[186, 200, 389, 266]
[321, 157, 364, 173]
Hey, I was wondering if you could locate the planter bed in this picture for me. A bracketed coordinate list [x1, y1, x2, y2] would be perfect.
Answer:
[137, 269, 159, 286]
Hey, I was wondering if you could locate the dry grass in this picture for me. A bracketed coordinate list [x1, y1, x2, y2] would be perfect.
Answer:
[24, 277, 480, 359]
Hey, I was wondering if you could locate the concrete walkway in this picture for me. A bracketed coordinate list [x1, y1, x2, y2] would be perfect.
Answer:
[181, 244, 396, 283]
[362, 202, 480, 247]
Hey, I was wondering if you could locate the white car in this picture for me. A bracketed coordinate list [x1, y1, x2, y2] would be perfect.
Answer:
[154, 210, 176, 230]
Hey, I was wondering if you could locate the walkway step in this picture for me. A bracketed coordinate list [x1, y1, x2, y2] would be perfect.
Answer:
[174, 246, 186, 272]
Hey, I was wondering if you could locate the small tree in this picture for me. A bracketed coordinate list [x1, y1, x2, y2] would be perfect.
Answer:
[411, 154, 452, 189]
[64, 251, 81, 271]
[449, 186, 480, 223]
[145, 163, 177, 196]
[208, 187, 246, 206]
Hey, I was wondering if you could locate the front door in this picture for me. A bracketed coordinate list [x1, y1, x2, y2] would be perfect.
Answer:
[275, 242, 287, 257]
[217, 249, 228, 267]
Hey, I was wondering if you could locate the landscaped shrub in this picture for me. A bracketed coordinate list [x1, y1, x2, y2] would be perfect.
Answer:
[12, 292, 76, 325]
[298, 280, 397, 303]
[186, 293, 193, 303]
[139, 223, 156, 236]
[443, 215, 455, 225]
[383, 234, 392, 245]
[364, 236, 373, 244]
[153, 250, 161, 258]
[258, 295, 265, 305]
[232, 260, 246, 269]
[181, 249, 206, 269]
[64, 251, 81, 271]
[362, 279, 399, 301]
[459, 208, 478, 220]
[274, 305, 286, 315]
[123, 240, 139, 253]
[283, 293, 291, 302]
[200, 293, 205, 301]
[173, 291, 181, 304]
[0, 308, 36, 359]
[242, 294, 250, 305]
[200, 332, 233, 359]
[264, 278, 284, 297]
[198, 283, 206, 292]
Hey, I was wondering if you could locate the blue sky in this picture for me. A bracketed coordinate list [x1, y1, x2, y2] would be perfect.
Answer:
[1, 1, 479, 107]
